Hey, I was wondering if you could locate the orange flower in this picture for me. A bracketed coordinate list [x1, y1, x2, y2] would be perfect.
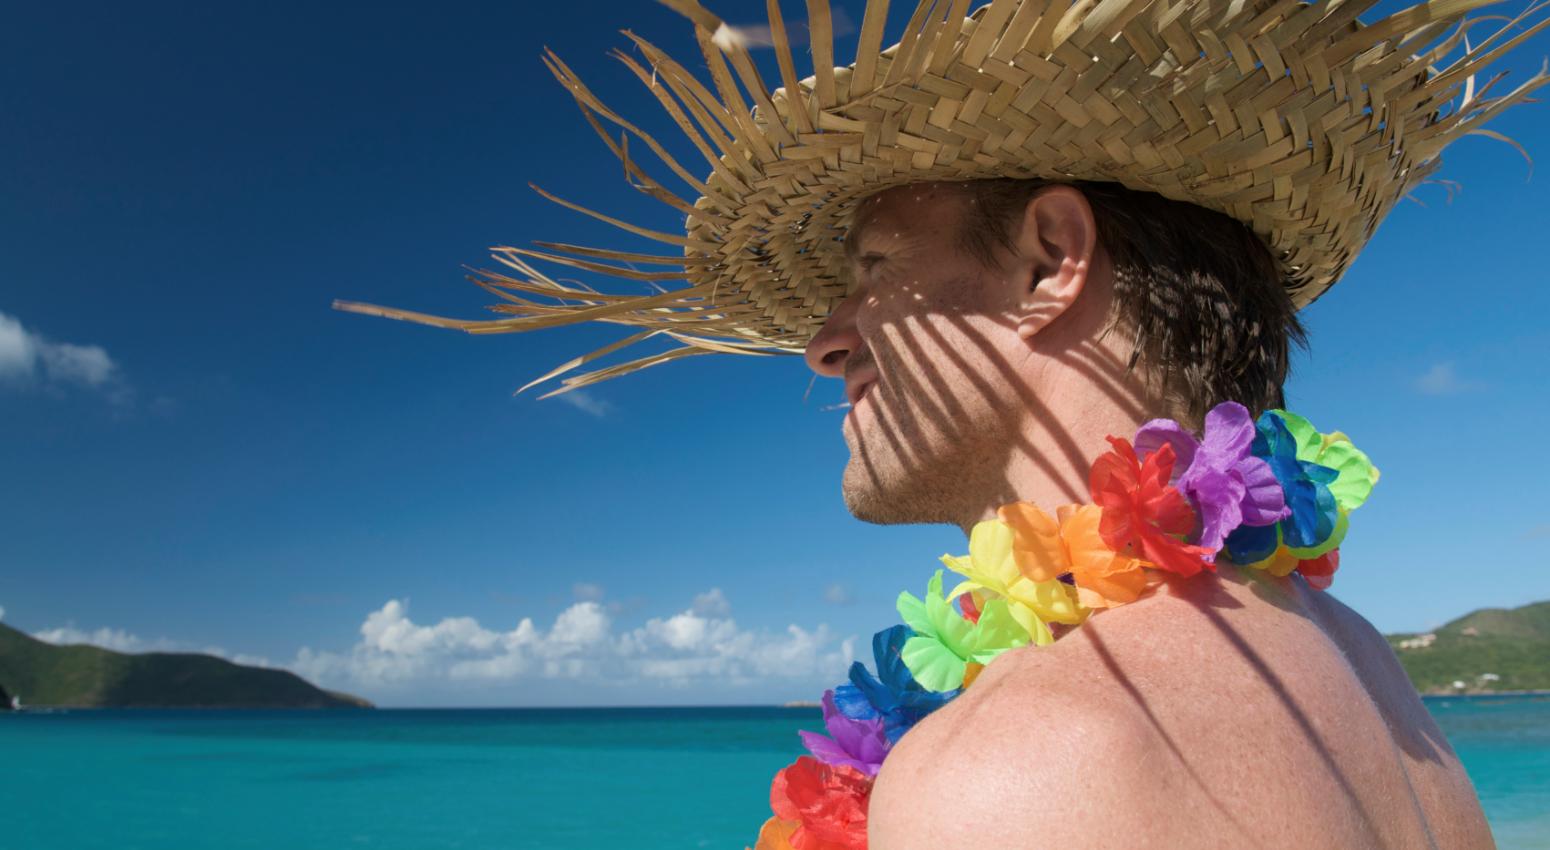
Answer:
[750, 817, 800, 850]
[962, 661, 986, 688]
[769, 756, 872, 850]
[1058, 505, 1152, 608]
[1089, 438, 1215, 577]
[999, 501, 1149, 609]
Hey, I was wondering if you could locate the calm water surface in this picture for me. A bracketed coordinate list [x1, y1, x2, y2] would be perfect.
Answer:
[3, 698, 1546, 849]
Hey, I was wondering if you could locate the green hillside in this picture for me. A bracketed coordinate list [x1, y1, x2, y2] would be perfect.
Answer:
[1387, 600, 1550, 694]
[0, 622, 370, 709]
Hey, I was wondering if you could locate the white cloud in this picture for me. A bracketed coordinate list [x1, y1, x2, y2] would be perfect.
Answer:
[0, 310, 128, 400]
[690, 588, 731, 618]
[1414, 362, 1474, 395]
[555, 389, 612, 417]
[0, 314, 35, 379]
[710, 7, 854, 49]
[41, 342, 116, 386]
[0, 604, 6, 621]
[33, 626, 160, 653]
[549, 602, 611, 646]
[572, 582, 605, 602]
[30, 624, 271, 668]
[824, 583, 855, 606]
[23, 594, 857, 703]
[293, 592, 855, 692]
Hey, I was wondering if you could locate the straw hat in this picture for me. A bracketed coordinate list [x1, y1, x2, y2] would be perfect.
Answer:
[336, 0, 1550, 396]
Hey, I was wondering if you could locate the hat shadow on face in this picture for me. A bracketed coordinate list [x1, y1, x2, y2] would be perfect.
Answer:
[833, 225, 1155, 529]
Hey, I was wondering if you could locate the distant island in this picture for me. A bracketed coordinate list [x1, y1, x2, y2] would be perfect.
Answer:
[1386, 600, 1550, 695]
[0, 622, 370, 709]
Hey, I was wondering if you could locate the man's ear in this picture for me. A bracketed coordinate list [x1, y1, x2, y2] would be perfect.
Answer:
[1009, 185, 1098, 340]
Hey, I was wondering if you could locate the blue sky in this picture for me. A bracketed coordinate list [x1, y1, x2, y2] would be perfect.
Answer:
[3, 0, 1548, 707]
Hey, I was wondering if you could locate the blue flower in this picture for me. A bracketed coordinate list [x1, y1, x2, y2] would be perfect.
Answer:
[832, 625, 958, 742]
[1224, 412, 1340, 564]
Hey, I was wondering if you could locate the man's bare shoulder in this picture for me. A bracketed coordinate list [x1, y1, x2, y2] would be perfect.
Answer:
[869, 644, 1199, 849]
[869, 572, 1471, 849]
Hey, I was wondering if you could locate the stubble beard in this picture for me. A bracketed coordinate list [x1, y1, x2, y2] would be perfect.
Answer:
[839, 391, 991, 527]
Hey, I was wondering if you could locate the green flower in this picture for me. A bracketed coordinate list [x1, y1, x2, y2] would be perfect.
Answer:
[896, 570, 1031, 692]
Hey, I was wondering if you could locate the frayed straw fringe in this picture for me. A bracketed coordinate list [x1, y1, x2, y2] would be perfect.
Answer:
[335, 0, 1550, 397]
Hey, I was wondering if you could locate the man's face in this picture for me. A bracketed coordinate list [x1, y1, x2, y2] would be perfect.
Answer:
[804, 183, 1033, 526]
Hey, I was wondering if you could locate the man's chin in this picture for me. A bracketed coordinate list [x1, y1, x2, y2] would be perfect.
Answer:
[841, 463, 939, 526]
[842, 486, 901, 525]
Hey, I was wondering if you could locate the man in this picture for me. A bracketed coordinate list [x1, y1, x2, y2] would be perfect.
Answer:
[807, 178, 1491, 848]
[339, 0, 1547, 845]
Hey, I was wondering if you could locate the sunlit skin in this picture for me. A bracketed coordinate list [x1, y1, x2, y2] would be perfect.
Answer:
[803, 182, 1496, 849]
[805, 182, 1169, 534]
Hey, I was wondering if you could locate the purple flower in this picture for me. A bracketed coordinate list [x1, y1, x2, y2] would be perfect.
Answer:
[798, 689, 890, 775]
[1134, 401, 1290, 554]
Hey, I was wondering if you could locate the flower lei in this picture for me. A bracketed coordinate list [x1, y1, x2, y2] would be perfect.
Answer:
[749, 403, 1379, 850]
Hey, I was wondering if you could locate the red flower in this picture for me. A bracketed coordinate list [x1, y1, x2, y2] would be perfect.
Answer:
[958, 592, 982, 624]
[1089, 437, 1214, 577]
[1295, 549, 1339, 590]
[769, 756, 872, 850]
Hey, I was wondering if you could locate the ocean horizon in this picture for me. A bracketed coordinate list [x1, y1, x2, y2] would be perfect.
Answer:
[5, 696, 1547, 849]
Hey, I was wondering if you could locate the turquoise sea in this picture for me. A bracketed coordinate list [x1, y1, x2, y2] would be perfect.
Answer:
[3, 697, 1546, 849]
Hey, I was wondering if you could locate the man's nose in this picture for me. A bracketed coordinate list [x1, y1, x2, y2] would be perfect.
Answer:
[803, 291, 863, 379]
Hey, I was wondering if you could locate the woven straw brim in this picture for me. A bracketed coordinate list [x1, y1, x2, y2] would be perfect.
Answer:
[337, 0, 1550, 397]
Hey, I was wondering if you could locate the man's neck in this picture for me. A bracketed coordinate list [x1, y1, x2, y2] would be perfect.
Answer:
[956, 371, 1164, 535]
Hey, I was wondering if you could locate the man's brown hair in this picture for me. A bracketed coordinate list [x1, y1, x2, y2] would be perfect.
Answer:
[957, 178, 1307, 425]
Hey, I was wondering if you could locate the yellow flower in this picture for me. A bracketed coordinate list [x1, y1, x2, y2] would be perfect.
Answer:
[942, 519, 1085, 647]
[1244, 545, 1301, 577]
